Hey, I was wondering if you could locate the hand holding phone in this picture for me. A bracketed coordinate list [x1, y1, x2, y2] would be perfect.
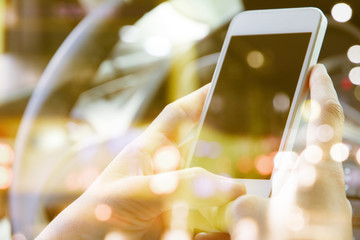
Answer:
[187, 8, 327, 197]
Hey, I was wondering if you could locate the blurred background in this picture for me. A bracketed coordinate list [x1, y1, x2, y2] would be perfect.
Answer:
[0, 0, 359, 239]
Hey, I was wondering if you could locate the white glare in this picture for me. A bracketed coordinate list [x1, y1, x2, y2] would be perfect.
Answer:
[144, 36, 172, 57]
[273, 92, 290, 112]
[297, 166, 317, 188]
[273, 152, 298, 171]
[330, 143, 350, 162]
[246, 50, 264, 68]
[331, 3, 352, 23]
[349, 67, 360, 85]
[347, 45, 360, 63]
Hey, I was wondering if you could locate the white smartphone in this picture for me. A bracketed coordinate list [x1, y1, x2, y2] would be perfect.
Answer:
[186, 8, 327, 197]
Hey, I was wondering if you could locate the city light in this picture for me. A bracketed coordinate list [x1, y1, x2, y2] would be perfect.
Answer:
[349, 67, 360, 85]
[246, 50, 265, 68]
[331, 3, 352, 23]
[347, 45, 360, 63]
[330, 143, 350, 162]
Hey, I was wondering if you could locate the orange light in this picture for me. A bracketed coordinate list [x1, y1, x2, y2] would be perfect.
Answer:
[255, 154, 274, 176]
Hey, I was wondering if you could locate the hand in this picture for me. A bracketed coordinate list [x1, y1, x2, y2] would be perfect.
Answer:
[36, 85, 246, 239]
[196, 64, 353, 240]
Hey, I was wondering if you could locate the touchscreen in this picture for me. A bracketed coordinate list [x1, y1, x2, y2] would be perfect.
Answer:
[190, 33, 312, 179]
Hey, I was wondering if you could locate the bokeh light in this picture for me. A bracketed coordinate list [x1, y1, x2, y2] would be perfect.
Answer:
[153, 145, 181, 173]
[192, 175, 215, 198]
[273, 92, 290, 112]
[0, 143, 13, 165]
[315, 124, 334, 143]
[246, 50, 264, 68]
[104, 231, 127, 240]
[356, 148, 360, 165]
[94, 204, 112, 222]
[330, 143, 350, 162]
[273, 151, 298, 171]
[349, 67, 360, 85]
[347, 45, 360, 63]
[120, 25, 141, 43]
[233, 218, 258, 240]
[286, 207, 306, 232]
[331, 3, 352, 23]
[297, 165, 317, 188]
[144, 36, 172, 57]
[12, 233, 27, 240]
[162, 230, 191, 240]
[303, 145, 323, 164]
[0, 166, 12, 190]
[302, 99, 321, 122]
[150, 172, 179, 195]
[255, 154, 274, 176]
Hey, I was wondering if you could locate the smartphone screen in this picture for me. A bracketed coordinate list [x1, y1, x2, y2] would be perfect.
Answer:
[190, 33, 311, 179]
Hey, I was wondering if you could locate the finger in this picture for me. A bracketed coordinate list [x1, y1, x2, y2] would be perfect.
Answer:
[107, 84, 211, 176]
[125, 167, 246, 210]
[195, 232, 230, 240]
[307, 64, 344, 149]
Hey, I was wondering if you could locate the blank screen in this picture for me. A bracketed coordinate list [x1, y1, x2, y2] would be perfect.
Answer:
[190, 33, 311, 179]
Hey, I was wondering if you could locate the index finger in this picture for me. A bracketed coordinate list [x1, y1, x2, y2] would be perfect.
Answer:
[307, 64, 344, 149]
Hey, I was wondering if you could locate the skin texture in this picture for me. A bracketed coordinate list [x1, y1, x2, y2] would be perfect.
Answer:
[196, 64, 353, 240]
[37, 64, 352, 240]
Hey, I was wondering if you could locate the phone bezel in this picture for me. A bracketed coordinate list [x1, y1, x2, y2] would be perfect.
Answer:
[186, 8, 327, 197]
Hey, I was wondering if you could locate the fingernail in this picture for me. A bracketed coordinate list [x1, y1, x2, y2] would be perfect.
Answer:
[313, 64, 327, 76]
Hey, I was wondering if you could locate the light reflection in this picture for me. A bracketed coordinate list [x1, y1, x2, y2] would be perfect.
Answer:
[0, 166, 11, 189]
[233, 218, 258, 240]
[144, 36, 172, 57]
[349, 67, 360, 85]
[150, 172, 179, 195]
[330, 143, 350, 162]
[37, 127, 68, 151]
[104, 231, 127, 240]
[303, 145, 323, 164]
[153, 145, 181, 173]
[94, 204, 112, 222]
[331, 3, 352, 23]
[315, 124, 334, 143]
[0, 143, 13, 165]
[192, 175, 215, 198]
[347, 45, 360, 63]
[246, 50, 264, 68]
[273, 92, 290, 112]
